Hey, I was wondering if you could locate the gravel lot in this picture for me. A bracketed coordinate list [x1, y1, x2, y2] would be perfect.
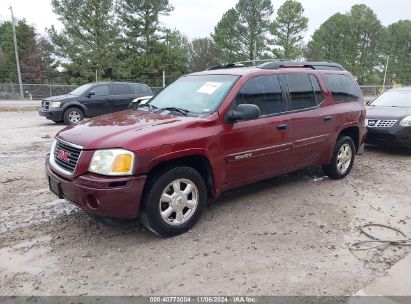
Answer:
[0, 111, 410, 296]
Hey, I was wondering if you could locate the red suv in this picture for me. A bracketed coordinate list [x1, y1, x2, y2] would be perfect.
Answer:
[45, 61, 367, 237]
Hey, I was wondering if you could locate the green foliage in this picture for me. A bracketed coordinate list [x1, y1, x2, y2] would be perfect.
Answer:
[212, 8, 246, 63]
[189, 38, 221, 72]
[384, 20, 411, 85]
[270, 0, 308, 60]
[305, 5, 386, 84]
[0, 20, 55, 83]
[235, 0, 274, 60]
[49, 0, 120, 83]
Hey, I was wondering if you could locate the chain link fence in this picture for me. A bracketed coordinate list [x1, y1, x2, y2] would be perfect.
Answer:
[0, 83, 397, 101]
[0, 83, 163, 100]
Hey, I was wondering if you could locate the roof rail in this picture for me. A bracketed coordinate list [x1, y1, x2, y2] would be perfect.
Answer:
[207, 63, 247, 70]
[258, 61, 345, 71]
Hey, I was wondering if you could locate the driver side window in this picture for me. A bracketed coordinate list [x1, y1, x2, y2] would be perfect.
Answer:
[235, 75, 284, 116]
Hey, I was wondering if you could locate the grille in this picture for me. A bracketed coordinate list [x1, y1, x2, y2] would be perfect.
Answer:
[42, 100, 50, 110]
[367, 119, 397, 128]
[376, 120, 397, 127]
[53, 140, 82, 174]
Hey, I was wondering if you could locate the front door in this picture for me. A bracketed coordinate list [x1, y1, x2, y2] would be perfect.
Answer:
[83, 84, 110, 116]
[221, 75, 292, 187]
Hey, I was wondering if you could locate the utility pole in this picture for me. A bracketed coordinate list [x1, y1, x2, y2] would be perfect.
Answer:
[9, 6, 24, 98]
[382, 55, 390, 91]
[162, 70, 166, 87]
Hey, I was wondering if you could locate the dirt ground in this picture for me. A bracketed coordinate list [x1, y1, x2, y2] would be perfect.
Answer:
[0, 111, 410, 296]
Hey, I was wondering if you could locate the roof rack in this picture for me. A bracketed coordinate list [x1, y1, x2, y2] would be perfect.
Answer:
[207, 63, 247, 70]
[258, 61, 345, 71]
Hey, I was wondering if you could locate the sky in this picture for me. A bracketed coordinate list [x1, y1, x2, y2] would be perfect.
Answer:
[0, 0, 410, 41]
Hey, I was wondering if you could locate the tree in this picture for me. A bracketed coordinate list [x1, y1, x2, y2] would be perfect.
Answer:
[212, 8, 245, 63]
[270, 0, 308, 60]
[305, 5, 385, 84]
[49, 0, 119, 83]
[189, 38, 221, 72]
[235, 0, 274, 60]
[0, 20, 55, 83]
[384, 20, 411, 85]
[117, 0, 173, 54]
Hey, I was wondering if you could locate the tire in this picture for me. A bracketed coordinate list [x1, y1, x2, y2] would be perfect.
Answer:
[322, 136, 356, 180]
[63, 107, 84, 125]
[140, 166, 207, 237]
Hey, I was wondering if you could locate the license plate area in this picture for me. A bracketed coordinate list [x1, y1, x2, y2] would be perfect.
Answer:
[49, 176, 63, 199]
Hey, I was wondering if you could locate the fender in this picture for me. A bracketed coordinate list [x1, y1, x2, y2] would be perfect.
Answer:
[138, 147, 223, 197]
[324, 121, 360, 164]
[62, 101, 89, 117]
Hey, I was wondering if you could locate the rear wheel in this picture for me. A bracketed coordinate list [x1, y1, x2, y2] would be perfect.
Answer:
[63, 107, 84, 125]
[140, 166, 207, 237]
[322, 136, 355, 179]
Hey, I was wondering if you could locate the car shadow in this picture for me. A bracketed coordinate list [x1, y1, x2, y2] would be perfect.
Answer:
[365, 144, 411, 156]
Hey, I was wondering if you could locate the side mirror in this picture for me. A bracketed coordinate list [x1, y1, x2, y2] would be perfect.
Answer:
[87, 91, 95, 98]
[227, 104, 260, 122]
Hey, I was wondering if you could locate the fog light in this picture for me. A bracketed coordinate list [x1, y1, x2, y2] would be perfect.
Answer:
[86, 195, 99, 209]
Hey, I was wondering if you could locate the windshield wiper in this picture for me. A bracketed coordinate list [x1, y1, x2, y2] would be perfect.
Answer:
[159, 107, 189, 116]
[132, 103, 158, 111]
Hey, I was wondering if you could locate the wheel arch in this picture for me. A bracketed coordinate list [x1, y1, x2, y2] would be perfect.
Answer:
[145, 154, 216, 199]
[338, 126, 359, 152]
[63, 102, 88, 117]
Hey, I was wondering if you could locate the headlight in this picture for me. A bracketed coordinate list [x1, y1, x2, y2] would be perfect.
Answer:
[89, 149, 135, 176]
[50, 102, 61, 108]
[399, 116, 411, 127]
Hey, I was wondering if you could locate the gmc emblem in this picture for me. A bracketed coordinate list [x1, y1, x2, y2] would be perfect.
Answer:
[56, 150, 70, 163]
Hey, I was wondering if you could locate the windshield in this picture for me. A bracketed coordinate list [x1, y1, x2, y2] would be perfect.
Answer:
[370, 91, 411, 108]
[69, 83, 94, 96]
[149, 75, 239, 115]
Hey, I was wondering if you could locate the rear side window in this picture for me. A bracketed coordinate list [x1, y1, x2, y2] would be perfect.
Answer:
[133, 84, 150, 94]
[235, 75, 284, 116]
[285, 74, 317, 110]
[93, 85, 109, 96]
[110, 83, 133, 95]
[324, 74, 360, 101]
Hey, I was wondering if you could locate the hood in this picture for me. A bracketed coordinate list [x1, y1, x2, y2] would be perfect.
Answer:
[44, 94, 76, 102]
[366, 106, 411, 120]
[57, 110, 209, 150]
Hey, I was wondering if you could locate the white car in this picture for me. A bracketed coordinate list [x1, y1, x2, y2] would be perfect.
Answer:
[129, 95, 153, 107]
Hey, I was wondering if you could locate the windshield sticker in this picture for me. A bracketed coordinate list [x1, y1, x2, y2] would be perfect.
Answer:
[196, 82, 222, 95]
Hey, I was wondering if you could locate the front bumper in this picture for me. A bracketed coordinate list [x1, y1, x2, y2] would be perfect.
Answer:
[46, 157, 147, 219]
[366, 125, 411, 147]
[39, 108, 64, 121]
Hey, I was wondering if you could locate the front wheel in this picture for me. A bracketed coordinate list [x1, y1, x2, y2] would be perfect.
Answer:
[322, 136, 355, 179]
[140, 166, 207, 237]
[63, 107, 84, 125]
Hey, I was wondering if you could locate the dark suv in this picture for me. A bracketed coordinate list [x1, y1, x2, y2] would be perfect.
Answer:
[39, 82, 152, 124]
[45, 61, 367, 237]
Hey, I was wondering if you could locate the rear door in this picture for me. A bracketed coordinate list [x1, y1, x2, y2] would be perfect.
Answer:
[108, 83, 135, 112]
[283, 73, 335, 168]
[221, 75, 293, 187]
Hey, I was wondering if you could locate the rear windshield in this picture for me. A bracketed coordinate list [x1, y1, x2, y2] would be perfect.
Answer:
[370, 91, 411, 108]
[149, 75, 239, 115]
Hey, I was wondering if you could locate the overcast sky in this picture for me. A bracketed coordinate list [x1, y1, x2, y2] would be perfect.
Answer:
[0, 0, 410, 40]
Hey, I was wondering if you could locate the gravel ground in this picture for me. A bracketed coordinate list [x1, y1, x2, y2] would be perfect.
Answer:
[0, 111, 410, 296]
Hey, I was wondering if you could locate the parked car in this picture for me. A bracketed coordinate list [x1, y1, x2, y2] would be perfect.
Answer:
[129, 95, 153, 109]
[45, 61, 367, 237]
[39, 82, 153, 124]
[366, 87, 411, 147]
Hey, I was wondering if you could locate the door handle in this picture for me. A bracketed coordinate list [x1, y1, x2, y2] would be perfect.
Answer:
[277, 123, 288, 131]
[323, 115, 333, 122]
